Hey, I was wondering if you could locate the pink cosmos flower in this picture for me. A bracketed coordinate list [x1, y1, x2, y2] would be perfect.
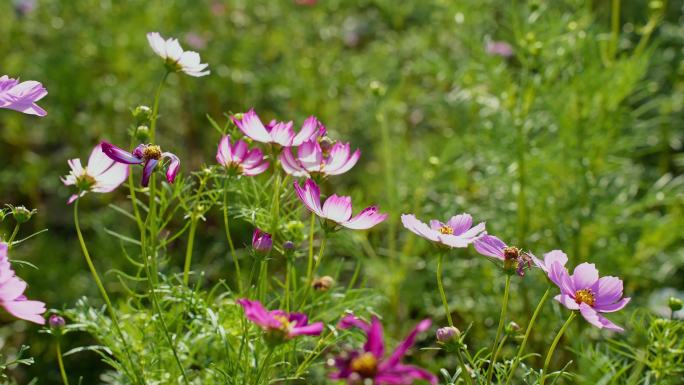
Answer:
[101, 142, 180, 187]
[216, 136, 269, 176]
[541, 251, 630, 332]
[293, 179, 387, 230]
[0, 75, 47, 116]
[147, 32, 210, 77]
[331, 314, 437, 385]
[62, 143, 129, 204]
[0, 243, 46, 324]
[252, 228, 273, 253]
[474, 234, 533, 276]
[237, 298, 323, 342]
[401, 213, 485, 248]
[280, 137, 360, 178]
[231, 109, 321, 147]
[486, 41, 514, 57]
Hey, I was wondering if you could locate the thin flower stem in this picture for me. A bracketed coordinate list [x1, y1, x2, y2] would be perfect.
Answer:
[253, 348, 275, 385]
[73, 201, 143, 385]
[305, 214, 316, 284]
[6, 224, 20, 250]
[222, 179, 242, 293]
[149, 71, 169, 144]
[504, 288, 551, 385]
[486, 274, 512, 385]
[182, 218, 198, 286]
[455, 349, 472, 385]
[56, 338, 70, 385]
[539, 312, 576, 385]
[299, 234, 326, 310]
[436, 252, 453, 327]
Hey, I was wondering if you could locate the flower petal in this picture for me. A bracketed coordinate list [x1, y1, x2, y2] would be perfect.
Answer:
[401, 214, 440, 242]
[232, 109, 272, 143]
[101, 141, 144, 164]
[364, 316, 385, 358]
[383, 318, 431, 368]
[473, 234, 506, 260]
[322, 194, 353, 223]
[342, 206, 387, 230]
[141, 159, 158, 187]
[571, 263, 599, 291]
[447, 214, 473, 235]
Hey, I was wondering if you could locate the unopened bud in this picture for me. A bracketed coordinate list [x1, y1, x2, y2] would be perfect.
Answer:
[369, 80, 386, 96]
[252, 228, 272, 254]
[669, 297, 683, 312]
[312, 276, 334, 291]
[10, 206, 36, 224]
[49, 314, 66, 331]
[436, 326, 461, 342]
[132, 105, 152, 124]
[135, 125, 150, 142]
[505, 321, 521, 335]
[283, 241, 295, 250]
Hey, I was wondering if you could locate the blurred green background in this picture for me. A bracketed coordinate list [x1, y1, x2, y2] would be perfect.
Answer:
[1, 0, 683, 383]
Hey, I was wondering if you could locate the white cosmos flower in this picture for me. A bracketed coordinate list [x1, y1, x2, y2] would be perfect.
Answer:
[146, 32, 210, 77]
[62, 144, 129, 204]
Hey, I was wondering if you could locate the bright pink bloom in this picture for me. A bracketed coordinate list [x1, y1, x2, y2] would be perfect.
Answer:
[251, 228, 273, 253]
[62, 143, 129, 204]
[280, 137, 360, 178]
[101, 141, 179, 187]
[216, 136, 269, 176]
[231, 109, 321, 147]
[293, 179, 387, 230]
[0, 243, 46, 324]
[401, 213, 485, 248]
[0, 75, 47, 116]
[236, 298, 323, 342]
[147, 32, 209, 77]
[331, 314, 437, 385]
[474, 234, 533, 276]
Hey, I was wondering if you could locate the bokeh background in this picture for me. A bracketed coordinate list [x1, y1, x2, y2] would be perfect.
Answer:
[1, 0, 683, 383]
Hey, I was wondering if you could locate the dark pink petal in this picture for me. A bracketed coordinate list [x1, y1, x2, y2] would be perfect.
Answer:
[382, 318, 431, 369]
[293, 179, 324, 216]
[337, 313, 371, 332]
[101, 141, 144, 164]
[297, 140, 323, 172]
[473, 234, 506, 260]
[231, 140, 248, 162]
[279, 150, 307, 176]
[236, 298, 280, 329]
[141, 159, 158, 187]
[292, 116, 321, 146]
[243, 161, 269, 176]
[377, 364, 438, 385]
[364, 316, 385, 358]
[289, 321, 324, 337]
[343, 206, 388, 230]
[287, 312, 309, 327]
[216, 135, 232, 165]
[242, 147, 264, 167]
[162, 152, 180, 184]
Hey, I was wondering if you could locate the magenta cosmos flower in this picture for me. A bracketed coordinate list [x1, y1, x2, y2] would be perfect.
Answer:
[147, 32, 209, 77]
[251, 228, 273, 254]
[280, 136, 360, 178]
[474, 234, 533, 276]
[539, 250, 630, 332]
[331, 314, 437, 385]
[401, 213, 485, 248]
[216, 136, 269, 176]
[0, 75, 47, 116]
[294, 179, 387, 230]
[0, 243, 46, 324]
[231, 109, 321, 147]
[62, 143, 129, 204]
[101, 142, 179, 187]
[237, 298, 323, 343]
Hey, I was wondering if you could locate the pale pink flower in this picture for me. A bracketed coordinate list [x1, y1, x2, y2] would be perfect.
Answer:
[0, 75, 47, 116]
[62, 143, 129, 204]
[0, 243, 46, 324]
[231, 109, 321, 147]
[401, 213, 485, 248]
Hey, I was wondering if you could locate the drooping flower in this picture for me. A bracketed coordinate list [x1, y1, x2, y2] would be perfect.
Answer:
[231, 109, 321, 147]
[544, 256, 630, 332]
[62, 144, 129, 204]
[474, 234, 533, 276]
[100, 141, 180, 187]
[0, 75, 47, 116]
[216, 136, 269, 176]
[293, 179, 387, 230]
[0, 243, 46, 324]
[401, 213, 485, 248]
[280, 136, 360, 178]
[251, 228, 273, 254]
[485, 40, 514, 58]
[236, 298, 323, 343]
[331, 314, 437, 385]
[146, 32, 210, 77]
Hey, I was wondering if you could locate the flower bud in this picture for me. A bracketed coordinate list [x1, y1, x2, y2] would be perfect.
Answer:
[436, 326, 460, 342]
[369, 80, 386, 96]
[505, 321, 521, 335]
[669, 296, 683, 312]
[283, 241, 295, 250]
[135, 125, 150, 142]
[252, 228, 273, 254]
[312, 276, 334, 291]
[49, 314, 66, 329]
[132, 105, 152, 124]
[10, 205, 36, 224]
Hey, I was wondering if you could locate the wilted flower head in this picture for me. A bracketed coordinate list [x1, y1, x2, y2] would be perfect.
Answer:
[486, 40, 514, 57]
[474, 234, 533, 276]
[236, 298, 323, 344]
[146, 32, 210, 77]
[294, 179, 387, 230]
[331, 314, 437, 385]
[252, 228, 273, 254]
[216, 136, 269, 176]
[280, 136, 360, 178]
[0, 243, 46, 324]
[7, 205, 36, 224]
[62, 143, 129, 204]
[401, 213, 485, 248]
[101, 141, 179, 187]
[231, 109, 321, 147]
[0, 75, 47, 116]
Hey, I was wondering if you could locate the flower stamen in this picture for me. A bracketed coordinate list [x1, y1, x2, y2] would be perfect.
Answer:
[350, 352, 378, 377]
[574, 289, 596, 306]
[439, 225, 454, 235]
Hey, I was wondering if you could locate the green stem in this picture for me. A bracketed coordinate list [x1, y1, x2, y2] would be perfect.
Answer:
[504, 288, 551, 385]
[486, 275, 512, 385]
[455, 349, 472, 385]
[56, 339, 70, 385]
[436, 252, 453, 327]
[610, 0, 621, 59]
[540, 312, 576, 385]
[253, 348, 275, 385]
[149, 71, 169, 144]
[182, 219, 198, 286]
[222, 180, 242, 293]
[73, 201, 143, 385]
[6, 224, 20, 250]
[299, 234, 326, 310]
[305, 214, 316, 284]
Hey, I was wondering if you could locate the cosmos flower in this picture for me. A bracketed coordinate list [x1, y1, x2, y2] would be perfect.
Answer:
[100, 142, 180, 187]
[236, 298, 323, 343]
[146, 32, 210, 77]
[62, 143, 129, 204]
[216, 136, 269, 176]
[400, 213, 485, 248]
[0, 75, 47, 116]
[0, 243, 46, 324]
[544, 255, 630, 332]
[293, 179, 387, 230]
[280, 137, 360, 178]
[331, 314, 437, 385]
[231, 109, 321, 147]
[474, 234, 533, 276]
[485, 41, 514, 57]
[252, 228, 273, 254]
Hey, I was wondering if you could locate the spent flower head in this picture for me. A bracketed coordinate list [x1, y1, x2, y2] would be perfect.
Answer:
[8, 205, 37, 224]
[101, 141, 180, 187]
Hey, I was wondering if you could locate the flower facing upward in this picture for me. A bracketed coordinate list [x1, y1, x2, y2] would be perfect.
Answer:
[231, 109, 321, 147]
[331, 314, 437, 385]
[474, 234, 533, 276]
[251, 228, 273, 254]
[293, 179, 387, 230]
[216, 136, 269, 176]
[146, 32, 209, 77]
[236, 299, 323, 344]
[280, 136, 360, 178]
[101, 142, 180, 187]
[401, 213, 485, 248]
[62, 144, 129, 204]
[0, 75, 47, 116]
[0, 243, 46, 324]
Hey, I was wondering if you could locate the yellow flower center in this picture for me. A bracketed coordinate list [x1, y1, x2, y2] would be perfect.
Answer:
[273, 315, 291, 331]
[350, 352, 378, 378]
[143, 145, 162, 160]
[439, 225, 454, 235]
[574, 289, 596, 306]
